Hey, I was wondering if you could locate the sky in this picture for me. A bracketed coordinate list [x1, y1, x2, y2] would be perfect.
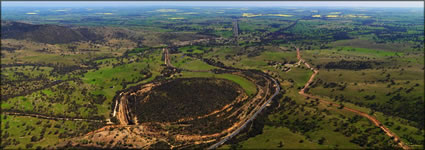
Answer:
[2, 1, 424, 8]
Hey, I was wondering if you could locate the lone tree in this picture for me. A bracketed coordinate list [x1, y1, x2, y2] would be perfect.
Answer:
[278, 141, 284, 148]
[31, 136, 38, 142]
[318, 137, 326, 145]
[338, 103, 344, 109]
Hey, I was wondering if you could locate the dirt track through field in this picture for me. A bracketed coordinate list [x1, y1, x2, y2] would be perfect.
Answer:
[296, 47, 409, 150]
[163, 48, 174, 67]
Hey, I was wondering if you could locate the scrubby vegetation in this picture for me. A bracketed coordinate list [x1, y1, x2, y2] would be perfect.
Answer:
[1, 3, 423, 149]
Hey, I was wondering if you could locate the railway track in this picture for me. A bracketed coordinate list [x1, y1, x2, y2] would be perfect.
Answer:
[2, 111, 105, 122]
[207, 77, 280, 149]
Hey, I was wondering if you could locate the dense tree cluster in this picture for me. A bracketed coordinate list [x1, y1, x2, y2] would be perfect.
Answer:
[130, 78, 241, 122]
[324, 60, 382, 70]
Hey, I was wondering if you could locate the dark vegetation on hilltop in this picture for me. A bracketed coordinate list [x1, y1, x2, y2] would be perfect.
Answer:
[1, 21, 103, 44]
[130, 78, 241, 122]
[323, 60, 383, 70]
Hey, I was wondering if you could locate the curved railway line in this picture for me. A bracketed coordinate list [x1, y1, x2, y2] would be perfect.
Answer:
[2, 111, 104, 122]
[208, 77, 280, 149]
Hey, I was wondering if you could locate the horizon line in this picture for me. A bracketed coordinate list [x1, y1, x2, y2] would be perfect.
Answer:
[2, 1, 424, 8]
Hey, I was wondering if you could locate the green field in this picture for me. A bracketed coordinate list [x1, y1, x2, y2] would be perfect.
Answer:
[179, 71, 257, 96]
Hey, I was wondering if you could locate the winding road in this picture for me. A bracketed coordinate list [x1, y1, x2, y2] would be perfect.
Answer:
[208, 77, 280, 149]
[296, 47, 409, 150]
[163, 48, 174, 68]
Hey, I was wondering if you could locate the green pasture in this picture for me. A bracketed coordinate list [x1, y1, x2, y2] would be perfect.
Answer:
[178, 71, 257, 96]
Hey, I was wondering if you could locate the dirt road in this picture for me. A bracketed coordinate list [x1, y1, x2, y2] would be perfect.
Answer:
[163, 48, 174, 67]
[233, 19, 239, 38]
[296, 47, 409, 150]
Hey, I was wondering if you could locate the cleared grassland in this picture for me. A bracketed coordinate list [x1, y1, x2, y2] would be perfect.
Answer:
[180, 59, 218, 71]
[83, 62, 148, 85]
[279, 67, 313, 88]
[82, 62, 149, 102]
[220, 126, 326, 149]
[171, 54, 218, 71]
[178, 71, 257, 96]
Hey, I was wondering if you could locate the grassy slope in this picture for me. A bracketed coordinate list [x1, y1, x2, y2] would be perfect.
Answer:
[179, 71, 257, 96]
[171, 53, 218, 71]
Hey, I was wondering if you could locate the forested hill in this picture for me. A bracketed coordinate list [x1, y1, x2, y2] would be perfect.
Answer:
[1, 21, 103, 44]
